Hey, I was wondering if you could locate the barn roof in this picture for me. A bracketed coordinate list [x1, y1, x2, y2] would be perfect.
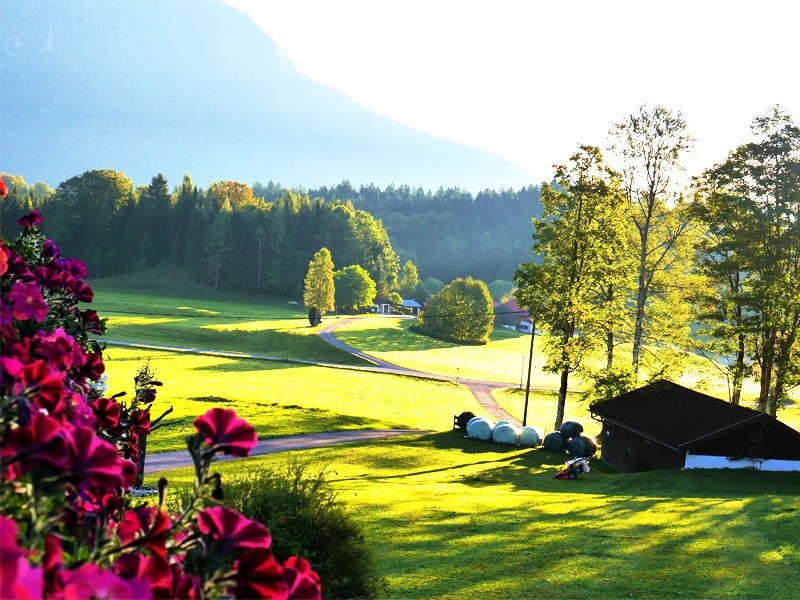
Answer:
[589, 380, 781, 450]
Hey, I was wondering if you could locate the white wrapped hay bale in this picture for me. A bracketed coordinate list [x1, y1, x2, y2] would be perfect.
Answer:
[492, 423, 520, 445]
[466, 418, 494, 441]
[519, 425, 543, 447]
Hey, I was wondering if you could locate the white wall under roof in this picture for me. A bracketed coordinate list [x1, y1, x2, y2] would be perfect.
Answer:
[685, 453, 800, 472]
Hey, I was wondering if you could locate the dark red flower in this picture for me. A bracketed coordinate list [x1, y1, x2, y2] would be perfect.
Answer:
[129, 408, 151, 435]
[77, 352, 105, 382]
[193, 408, 257, 457]
[63, 425, 129, 491]
[57, 257, 89, 281]
[231, 548, 287, 600]
[16, 210, 42, 229]
[33, 265, 70, 290]
[0, 243, 8, 277]
[282, 557, 321, 600]
[116, 506, 172, 558]
[90, 396, 121, 429]
[197, 506, 271, 556]
[113, 553, 171, 599]
[80, 309, 104, 335]
[34, 328, 82, 371]
[7, 281, 49, 322]
[167, 564, 200, 599]
[1, 413, 68, 479]
[68, 278, 94, 303]
[15, 359, 67, 418]
[42, 239, 60, 259]
[0, 177, 7, 197]
[43, 534, 65, 598]
[3, 246, 32, 278]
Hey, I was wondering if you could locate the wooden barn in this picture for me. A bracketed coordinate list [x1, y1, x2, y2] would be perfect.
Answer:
[589, 380, 800, 473]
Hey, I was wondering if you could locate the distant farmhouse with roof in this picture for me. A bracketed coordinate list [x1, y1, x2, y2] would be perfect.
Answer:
[590, 380, 800, 473]
[493, 298, 532, 332]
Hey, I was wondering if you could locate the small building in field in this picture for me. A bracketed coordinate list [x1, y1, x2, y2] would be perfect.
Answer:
[590, 380, 800, 473]
[493, 298, 529, 330]
[372, 297, 392, 314]
[401, 299, 422, 316]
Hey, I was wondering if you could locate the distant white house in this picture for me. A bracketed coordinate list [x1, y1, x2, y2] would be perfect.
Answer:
[372, 297, 393, 314]
[402, 299, 422, 316]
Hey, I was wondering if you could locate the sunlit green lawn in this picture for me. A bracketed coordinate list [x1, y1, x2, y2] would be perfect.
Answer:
[91, 285, 368, 365]
[151, 433, 800, 599]
[102, 346, 480, 453]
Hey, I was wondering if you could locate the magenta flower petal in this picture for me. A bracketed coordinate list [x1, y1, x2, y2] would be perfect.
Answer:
[193, 408, 257, 456]
[197, 506, 271, 555]
[8, 281, 48, 322]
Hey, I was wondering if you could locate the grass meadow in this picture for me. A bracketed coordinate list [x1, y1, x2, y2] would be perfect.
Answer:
[150, 434, 800, 599]
[93, 284, 800, 598]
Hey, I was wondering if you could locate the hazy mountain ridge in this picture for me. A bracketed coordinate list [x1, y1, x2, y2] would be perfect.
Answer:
[1, 0, 533, 192]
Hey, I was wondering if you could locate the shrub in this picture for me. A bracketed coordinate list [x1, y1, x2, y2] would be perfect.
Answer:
[456, 411, 476, 430]
[223, 460, 385, 599]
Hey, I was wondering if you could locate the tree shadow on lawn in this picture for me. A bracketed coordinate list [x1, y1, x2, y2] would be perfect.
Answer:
[418, 431, 800, 500]
[367, 490, 799, 599]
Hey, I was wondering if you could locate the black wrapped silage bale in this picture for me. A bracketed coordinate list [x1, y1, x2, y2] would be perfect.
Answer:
[559, 421, 583, 439]
[567, 435, 597, 457]
[543, 431, 567, 452]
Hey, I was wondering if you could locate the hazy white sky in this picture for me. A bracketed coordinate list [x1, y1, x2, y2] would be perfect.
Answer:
[226, 0, 799, 184]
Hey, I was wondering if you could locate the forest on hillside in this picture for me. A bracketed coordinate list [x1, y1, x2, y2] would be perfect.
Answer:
[0, 172, 538, 299]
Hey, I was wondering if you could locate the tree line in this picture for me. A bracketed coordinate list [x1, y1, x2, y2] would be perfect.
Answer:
[515, 106, 799, 428]
[0, 173, 539, 301]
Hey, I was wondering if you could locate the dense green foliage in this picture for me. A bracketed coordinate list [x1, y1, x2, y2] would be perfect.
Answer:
[257, 181, 543, 284]
[415, 277, 494, 344]
[303, 247, 335, 320]
[693, 108, 800, 414]
[0, 172, 401, 299]
[333, 264, 377, 313]
[515, 146, 629, 428]
[220, 461, 385, 599]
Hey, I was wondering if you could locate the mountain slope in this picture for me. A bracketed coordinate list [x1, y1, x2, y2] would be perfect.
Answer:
[1, 0, 533, 191]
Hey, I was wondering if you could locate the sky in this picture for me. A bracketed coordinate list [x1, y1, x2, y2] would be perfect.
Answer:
[225, 0, 799, 185]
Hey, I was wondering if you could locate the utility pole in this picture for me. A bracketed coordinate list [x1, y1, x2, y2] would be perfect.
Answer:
[522, 322, 535, 426]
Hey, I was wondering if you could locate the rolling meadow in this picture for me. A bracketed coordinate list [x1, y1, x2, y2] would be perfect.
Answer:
[91, 282, 800, 599]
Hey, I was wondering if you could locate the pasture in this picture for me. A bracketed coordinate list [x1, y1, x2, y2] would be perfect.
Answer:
[93, 285, 800, 598]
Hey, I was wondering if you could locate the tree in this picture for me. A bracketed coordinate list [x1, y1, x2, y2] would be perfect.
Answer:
[398, 259, 420, 297]
[695, 107, 800, 414]
[416, 277, 493, 344]
[610, 105, 695, 377]
[514, 146, 628, 430]
[303, 247, 335, 325]
[334, 265, 377, 314]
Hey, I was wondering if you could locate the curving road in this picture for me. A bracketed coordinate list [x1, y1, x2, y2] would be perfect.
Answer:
[318, 318, 521, 425]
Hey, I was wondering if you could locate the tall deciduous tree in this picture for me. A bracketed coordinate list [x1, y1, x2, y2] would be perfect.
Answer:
[514, 145, 627, 429]
[398, 260, 420, 297]
[303, 247, 335, 324]
[696, 107, 800, 414]
[334, 265, 377, 314]
[610, 105, 694, 377]
[416, 277, 493, 344]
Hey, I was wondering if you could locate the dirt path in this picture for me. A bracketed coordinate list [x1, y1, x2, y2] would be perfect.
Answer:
[318, 319, 521, 425]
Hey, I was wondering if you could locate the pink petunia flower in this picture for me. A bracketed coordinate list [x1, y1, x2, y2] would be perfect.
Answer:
[197, 506, 271, 557]
[231, 548, 287, 600]
[15, 359, 67, 418]
[282, 556, 322, 600]
[0, 515, 45, 600]
[89, 396, 121, 429]
[63, 425, 130, 491]
[116, 506, 172, 558]
[61, 562, 152, 600]
[15, 210, 42, 229]
[193, 408, 257, 457]
[7, 281, 49, 322]
[34, 327, 81, 371]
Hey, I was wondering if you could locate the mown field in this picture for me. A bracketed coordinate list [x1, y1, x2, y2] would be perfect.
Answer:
[92, 283, 800, 598]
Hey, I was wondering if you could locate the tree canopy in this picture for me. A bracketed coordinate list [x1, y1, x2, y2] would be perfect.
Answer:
[416, 277, 493, 344]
